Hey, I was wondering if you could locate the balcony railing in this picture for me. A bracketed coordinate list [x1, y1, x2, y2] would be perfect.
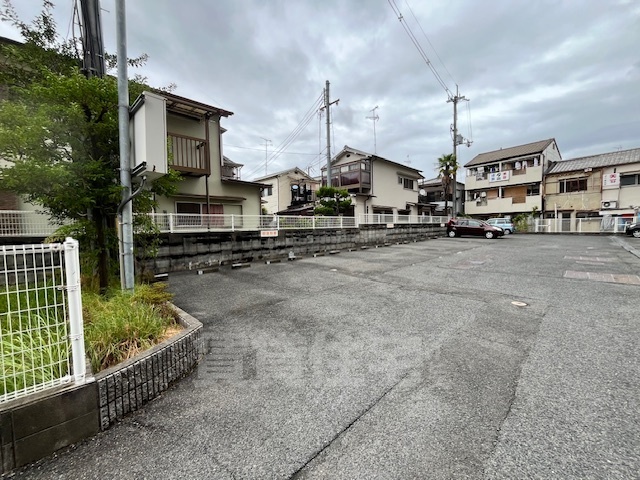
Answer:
[168, 133, 209, 176]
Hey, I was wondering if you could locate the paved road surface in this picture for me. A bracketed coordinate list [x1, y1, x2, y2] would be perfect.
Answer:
[17, 235, 640, 479]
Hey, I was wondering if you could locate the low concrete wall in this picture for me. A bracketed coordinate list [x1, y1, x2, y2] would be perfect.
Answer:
[143, 223, 445, 274]
[96, 306, 202, 430]
[0, 307, 202, 475]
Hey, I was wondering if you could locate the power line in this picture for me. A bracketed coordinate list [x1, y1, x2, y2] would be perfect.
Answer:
[243, 93, 324, 179]
[225, 144, 320, 155]
[388, 0, 452, 98]
[403, 0, 456, 87]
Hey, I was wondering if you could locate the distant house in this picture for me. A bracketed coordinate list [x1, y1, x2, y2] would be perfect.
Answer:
[464, 138, 561, 218]
[545, 147, 640, 231]
[252, 167, 320, 215]
[320, 146, 424, 218]
[131, 91, 268, 220]
[418, 177, 465, 216]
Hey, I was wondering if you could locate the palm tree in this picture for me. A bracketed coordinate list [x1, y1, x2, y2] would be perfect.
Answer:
[437, 153, 458, 217]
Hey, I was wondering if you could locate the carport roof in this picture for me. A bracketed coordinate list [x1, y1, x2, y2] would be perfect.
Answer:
[547, 147, 640, 174]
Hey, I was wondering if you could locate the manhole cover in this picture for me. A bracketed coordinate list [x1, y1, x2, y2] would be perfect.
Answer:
[511, 301, 528, 307]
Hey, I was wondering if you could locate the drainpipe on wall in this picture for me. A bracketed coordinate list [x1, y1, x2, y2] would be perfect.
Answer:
[205, 113, 211, 219]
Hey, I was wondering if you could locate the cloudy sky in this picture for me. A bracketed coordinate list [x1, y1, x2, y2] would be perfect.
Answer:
[2, 0, 639, 181]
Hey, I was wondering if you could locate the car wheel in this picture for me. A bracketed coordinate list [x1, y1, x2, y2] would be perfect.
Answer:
[504, 229, 511, 235]
[633, 229, 640, 238]
[448, 230, 457, 238]
[485, 231, 495, 239]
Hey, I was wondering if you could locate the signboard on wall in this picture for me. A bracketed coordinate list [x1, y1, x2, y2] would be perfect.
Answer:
[489, 171, 510, 182]
[602, 172, 619, 188]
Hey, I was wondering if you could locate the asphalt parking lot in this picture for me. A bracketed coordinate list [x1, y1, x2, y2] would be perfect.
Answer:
[18, 234, 640, 479]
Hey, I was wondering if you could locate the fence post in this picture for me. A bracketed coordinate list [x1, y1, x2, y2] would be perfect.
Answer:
[231, 215, 235, 232]
[63, 237, 86, 383]
[169, 214, 174, 233]
[277, 216, 280, 230]
[313, 216, 316, 229]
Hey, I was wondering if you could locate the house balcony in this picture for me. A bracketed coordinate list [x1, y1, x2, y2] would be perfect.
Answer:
[465, 194, 542, 215]
[466, 165, 543, 190]
[322, 160, 371, 193]
[168, 132, 209, 176]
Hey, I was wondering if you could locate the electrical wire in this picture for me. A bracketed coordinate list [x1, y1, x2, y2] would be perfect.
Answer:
[388, 0, 452, 98]
[403, 0, 456, 87]
[244, 92, 324, 179]
[225, 144, 319, 155]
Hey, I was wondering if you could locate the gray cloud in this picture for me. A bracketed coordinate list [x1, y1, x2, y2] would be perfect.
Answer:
[1, 0, 638, 178]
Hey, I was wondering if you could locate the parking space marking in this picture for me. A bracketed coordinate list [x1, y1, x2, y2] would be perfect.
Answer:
[564, 256, 615, 262]
[564, 270, 640, 285]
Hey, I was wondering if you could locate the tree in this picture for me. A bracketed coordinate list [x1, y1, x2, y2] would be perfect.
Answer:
[437, 153, 458, 217]
[314, 186, 352, 216]
[0, 1, 180, 292]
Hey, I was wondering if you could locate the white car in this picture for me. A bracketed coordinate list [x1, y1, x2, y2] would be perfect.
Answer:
[485, 218, 515, 234]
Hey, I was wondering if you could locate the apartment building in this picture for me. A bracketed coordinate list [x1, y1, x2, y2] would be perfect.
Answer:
[464, 139, 561, 218]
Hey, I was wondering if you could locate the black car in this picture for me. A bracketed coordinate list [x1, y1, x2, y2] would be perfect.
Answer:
[446, 218, 504, 239]
[625, 223, 640, 238]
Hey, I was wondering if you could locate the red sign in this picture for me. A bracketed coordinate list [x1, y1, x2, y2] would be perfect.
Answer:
[260, 230, 278, 237]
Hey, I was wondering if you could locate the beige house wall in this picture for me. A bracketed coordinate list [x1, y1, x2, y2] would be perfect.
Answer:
[332, 151, 422, 216]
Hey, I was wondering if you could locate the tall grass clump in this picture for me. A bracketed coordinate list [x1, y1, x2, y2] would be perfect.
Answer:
[1, 285, 69, 399]
[83, 283, 179, 373]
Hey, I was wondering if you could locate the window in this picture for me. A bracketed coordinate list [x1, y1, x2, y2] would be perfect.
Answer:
[262, 186, 273, 197]
[620, 174, 640, 187]
[398, 176, 414, 190]
[527, 184, 540, 196]
[559, 178, 587, 193]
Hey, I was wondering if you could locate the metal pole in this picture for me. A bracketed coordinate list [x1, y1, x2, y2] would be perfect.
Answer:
[64, 238, 86, 383]
[452, 86, 458, 219]
[325, 80, 331, 188]
[116, 0, 134, 291]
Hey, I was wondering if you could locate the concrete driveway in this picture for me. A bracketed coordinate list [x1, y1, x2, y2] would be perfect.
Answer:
[18, 235, 640, 479]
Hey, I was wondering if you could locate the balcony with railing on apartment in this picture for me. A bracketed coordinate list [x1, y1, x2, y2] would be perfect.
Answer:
[466, 164, 543, 189]
[168, 132, 209, 176]
[322, 160, 371, 193]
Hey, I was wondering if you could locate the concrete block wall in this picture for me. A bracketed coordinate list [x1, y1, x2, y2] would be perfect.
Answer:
[144, 224, 445, 274]
[0, 307, 202, 475]
[95, 306, 202, 430]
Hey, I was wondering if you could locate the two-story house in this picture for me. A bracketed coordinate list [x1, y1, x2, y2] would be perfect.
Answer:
[252, 167, 320, 215]
[545, 147, 640, 231]
[131, 91, 267, 223]
[320, 146, 424, 219]
[464, 139, 562, 218]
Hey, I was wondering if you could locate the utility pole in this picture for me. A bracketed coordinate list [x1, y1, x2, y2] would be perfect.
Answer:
[446, 85, 471, 218]
[322, 80, 339, 187]
[366, 106, 379, 154]
[260, 137, 272, 176]
[115, 0, 134, 291]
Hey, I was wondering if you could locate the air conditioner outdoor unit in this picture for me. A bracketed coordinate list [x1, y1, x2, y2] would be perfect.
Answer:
[601, 200, 618, 209]
[480, 192, 487, 197]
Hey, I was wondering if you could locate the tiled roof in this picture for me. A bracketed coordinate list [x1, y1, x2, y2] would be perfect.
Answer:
[464, 139, 555, 167]
[253, 167, 314, 182]
[546, 148, 640, 174]
[336, 145, 423, 176]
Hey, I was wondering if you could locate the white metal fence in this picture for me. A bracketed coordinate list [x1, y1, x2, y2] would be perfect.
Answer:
[0, 210, 65, 237]
[532, 217, 630, 234]
[1, 238, 86, 403]
[359, 214, 449, 225]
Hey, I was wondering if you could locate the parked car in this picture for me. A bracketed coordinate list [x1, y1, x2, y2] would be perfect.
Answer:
[486, 217, 515, 234]
[625, 222, 640, 238]
[446, 218, 504, 239]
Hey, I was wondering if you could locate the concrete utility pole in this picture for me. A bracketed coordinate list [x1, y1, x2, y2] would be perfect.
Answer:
[323, 80, 339, 187]
[79, 0, 105, 77]
[260, 137, 272, 176]
[116, 0, 134, 291]
[447, 85, 470, 218]
[366, 106, 379, 154]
